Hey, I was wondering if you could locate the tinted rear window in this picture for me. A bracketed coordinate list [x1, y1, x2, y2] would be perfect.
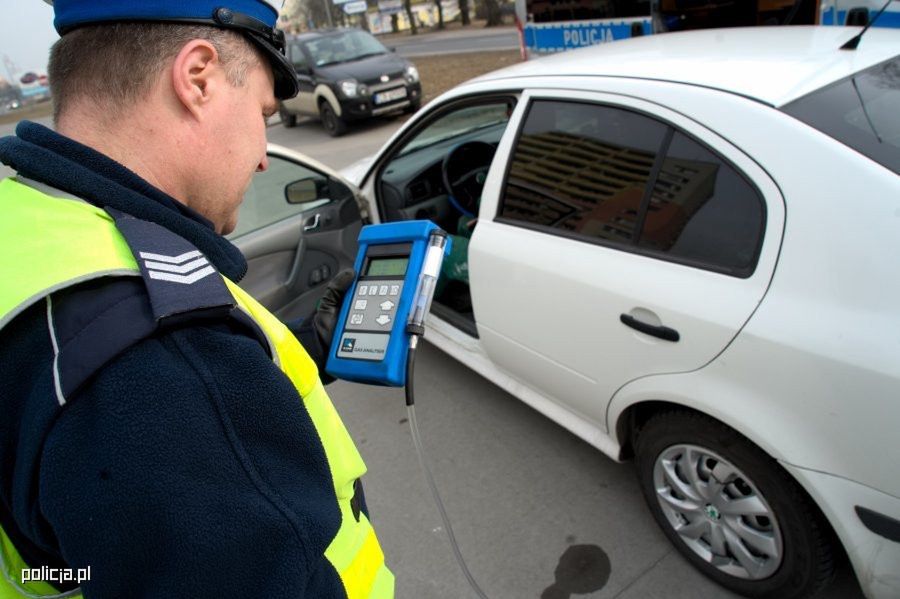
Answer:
[499, 100, 766, 277]
[639, 132, 764, 272]
[501, 101, 668, 245]
[782, 55, 900, 175]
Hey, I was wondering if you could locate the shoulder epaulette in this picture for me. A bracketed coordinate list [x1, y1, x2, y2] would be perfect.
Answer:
[49, 210, 268, 404]
[106, 208, 235, 322]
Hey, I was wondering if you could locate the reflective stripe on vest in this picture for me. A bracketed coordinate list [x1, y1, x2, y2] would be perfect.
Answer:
[0, 528, 79, 599]
[0, 178, 393, 598]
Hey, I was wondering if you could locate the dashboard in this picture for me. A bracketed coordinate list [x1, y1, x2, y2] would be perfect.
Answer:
[377, 122, 509, 232]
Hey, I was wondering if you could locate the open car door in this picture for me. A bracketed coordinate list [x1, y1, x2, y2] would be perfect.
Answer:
[227, 143, 365, 322]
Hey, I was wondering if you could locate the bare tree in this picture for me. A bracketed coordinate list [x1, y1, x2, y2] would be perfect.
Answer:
[403, 0, 418, 34]
[434, 0, 445, 29]
[458, 0, 470, 25]
[293, 0, 319, 28]
[357, 4, 371, 31]
[483, 0, 502, 26]
[285, 0, 345, 29]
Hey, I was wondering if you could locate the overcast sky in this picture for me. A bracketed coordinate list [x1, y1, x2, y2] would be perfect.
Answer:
[0, 1, 299, 83]
[0, 1, 59, 81]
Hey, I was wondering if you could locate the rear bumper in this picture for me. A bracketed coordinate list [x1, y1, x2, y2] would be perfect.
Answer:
[784, 463, 900, 598]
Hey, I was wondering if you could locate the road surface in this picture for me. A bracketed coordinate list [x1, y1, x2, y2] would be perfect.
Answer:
[389, 27, 519, 57]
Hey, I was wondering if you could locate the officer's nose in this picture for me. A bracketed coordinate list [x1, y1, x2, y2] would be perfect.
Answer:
[256, 154, 269, 173]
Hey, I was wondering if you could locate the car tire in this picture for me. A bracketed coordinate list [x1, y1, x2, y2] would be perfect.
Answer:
[404, 99, 422, 114]
[279, 104, 297, 128]
[635, 411, 834, 599]
[319, 101, 347, 137]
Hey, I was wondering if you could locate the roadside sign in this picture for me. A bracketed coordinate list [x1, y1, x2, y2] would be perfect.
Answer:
[342, 0, 367, 13]
[377, 0, 403, 14]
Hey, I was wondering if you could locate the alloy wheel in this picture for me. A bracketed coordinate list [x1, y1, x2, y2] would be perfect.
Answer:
[653, 444, 783, 580]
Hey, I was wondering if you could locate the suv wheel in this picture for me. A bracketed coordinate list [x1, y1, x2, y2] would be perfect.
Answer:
[319, 101, 347, 137]
[279, 103, 297, 128]
[635, 411, 834, 599]
[404, 98, 422, 114]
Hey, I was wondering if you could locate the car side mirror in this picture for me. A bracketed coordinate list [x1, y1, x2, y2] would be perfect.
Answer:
[285, 179, 319, 205]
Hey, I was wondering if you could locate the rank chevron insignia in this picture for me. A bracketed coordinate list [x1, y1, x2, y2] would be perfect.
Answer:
[138, 250, 216, 285]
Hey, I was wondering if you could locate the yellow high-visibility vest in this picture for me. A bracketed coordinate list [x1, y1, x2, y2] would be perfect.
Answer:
[0, 178, 393, 599]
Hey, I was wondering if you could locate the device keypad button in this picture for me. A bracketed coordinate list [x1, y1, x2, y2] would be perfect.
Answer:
[346, 278, 404, 331]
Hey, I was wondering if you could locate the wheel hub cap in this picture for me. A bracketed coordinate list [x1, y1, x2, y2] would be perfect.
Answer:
[652, 444, 783, 580]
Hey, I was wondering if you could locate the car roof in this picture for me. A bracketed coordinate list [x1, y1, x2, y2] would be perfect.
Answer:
[472, 26, 900, 106]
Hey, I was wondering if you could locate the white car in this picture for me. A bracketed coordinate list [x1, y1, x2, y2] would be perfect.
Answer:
[233, 26, 900, 599]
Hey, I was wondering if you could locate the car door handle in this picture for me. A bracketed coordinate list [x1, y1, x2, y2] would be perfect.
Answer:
[304, 213, 321, 231]
[620, 314, 680, 342]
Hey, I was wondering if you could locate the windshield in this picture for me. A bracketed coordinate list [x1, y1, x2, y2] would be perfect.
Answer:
[303, 30, 389, 67]
[782, 55, 900, 175]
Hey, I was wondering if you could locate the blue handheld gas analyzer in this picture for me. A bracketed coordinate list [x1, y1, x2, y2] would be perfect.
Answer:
[324, 221, 491, 598]
[325, 221, 451, 386]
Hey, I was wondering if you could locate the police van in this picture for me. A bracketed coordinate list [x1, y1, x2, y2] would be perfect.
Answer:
[516, 0, 900, 57]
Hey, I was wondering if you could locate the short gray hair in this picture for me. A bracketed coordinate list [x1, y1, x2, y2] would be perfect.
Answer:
[48, 22, 262, 123]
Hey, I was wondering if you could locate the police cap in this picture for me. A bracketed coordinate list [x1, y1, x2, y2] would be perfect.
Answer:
[46, 0, 299, 99]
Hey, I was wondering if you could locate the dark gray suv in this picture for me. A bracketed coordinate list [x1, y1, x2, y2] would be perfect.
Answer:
[279, 28, 422, 137]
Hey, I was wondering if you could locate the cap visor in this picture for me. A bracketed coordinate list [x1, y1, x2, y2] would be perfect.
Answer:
[245, 32, 299, 100]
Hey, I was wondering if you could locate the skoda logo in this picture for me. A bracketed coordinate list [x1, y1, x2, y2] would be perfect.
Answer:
[380, 74, 389, 83]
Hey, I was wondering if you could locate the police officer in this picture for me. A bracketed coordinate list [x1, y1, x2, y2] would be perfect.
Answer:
[0, 1, 393, 597]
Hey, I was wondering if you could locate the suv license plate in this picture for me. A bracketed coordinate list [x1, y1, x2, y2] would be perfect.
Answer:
[373, 87, 407, 105]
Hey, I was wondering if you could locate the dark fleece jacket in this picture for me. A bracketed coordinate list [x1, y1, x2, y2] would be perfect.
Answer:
[0, 122, 358, 598]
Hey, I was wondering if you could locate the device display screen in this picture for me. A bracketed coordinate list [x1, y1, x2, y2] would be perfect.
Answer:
[365, 257, 409, 277]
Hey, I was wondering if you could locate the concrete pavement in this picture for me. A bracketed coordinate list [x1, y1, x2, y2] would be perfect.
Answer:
[329, 342, 864, 598]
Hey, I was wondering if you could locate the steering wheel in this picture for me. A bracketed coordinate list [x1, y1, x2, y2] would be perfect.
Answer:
[441, 141, 496, 217]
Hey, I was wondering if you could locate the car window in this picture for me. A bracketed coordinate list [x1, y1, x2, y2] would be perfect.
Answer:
[229, 155, 351, 239]
[398, 104, 512, 157]
[376, 98, 514, 225]
[782, 55, 900, 175]
[499, 99, 765, 276]
[500, 100, 668, 245]
[287, 42, 309, 70]
[303, 31, 388, 67]
[639, 132, 764, 273]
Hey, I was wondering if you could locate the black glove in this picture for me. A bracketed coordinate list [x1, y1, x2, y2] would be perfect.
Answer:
[286, 268, 355, 384]
[312, 268, 356, 350]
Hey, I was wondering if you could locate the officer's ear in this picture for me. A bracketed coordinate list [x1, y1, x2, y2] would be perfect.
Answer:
[171, 39, 223, 120]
